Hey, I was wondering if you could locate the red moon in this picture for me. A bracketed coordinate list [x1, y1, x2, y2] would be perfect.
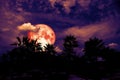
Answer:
[28, 24, 56, 48]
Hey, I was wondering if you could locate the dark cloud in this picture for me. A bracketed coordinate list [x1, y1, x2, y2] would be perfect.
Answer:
[113, 0, 120, 12]
[5, 0, 117, 22]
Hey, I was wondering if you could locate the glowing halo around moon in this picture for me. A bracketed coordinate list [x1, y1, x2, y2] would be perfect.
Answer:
[18, 23, 56, 49]
[28, 24, 56, 48]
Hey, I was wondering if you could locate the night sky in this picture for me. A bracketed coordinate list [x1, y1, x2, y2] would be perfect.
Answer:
[0, 0, 120, 54]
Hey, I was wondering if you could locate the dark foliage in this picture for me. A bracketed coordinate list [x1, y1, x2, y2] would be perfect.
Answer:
[83, 37, 105, 62]
[0, 36, 120, 80]
[63, 35, 79, 57]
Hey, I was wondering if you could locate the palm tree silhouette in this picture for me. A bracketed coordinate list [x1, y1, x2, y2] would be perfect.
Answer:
[44, 44, 56, 55]
[11, 36, 42, 52]
[10, 37, 22, 47]
[83, 37, 105, 62]
[63, 35, 79, 58]
[83, 37, 108, 79]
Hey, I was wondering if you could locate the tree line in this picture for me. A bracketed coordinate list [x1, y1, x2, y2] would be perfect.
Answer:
[0, 35, 120, 80]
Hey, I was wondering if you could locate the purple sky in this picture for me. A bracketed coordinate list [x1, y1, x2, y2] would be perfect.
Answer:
[0, 0, 120, 54]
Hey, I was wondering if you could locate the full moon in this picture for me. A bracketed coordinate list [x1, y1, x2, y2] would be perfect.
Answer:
[28, 24, 56, 49]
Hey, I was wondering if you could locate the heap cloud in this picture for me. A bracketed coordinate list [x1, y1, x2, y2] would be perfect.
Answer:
[18, 23, 36, 31]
